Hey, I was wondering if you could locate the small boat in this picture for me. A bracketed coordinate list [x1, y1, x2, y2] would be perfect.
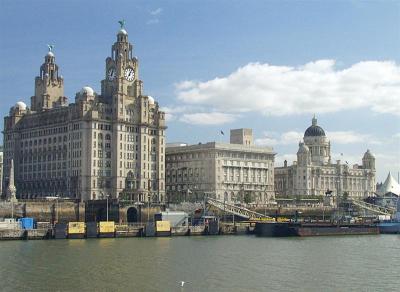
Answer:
[378, 198, 400, 234]
[378, 221, 400, 234]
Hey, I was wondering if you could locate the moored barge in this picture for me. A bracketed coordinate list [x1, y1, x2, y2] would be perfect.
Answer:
[255, 222, 379, 237]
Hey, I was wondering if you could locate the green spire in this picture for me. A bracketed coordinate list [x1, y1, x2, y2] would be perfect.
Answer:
[47, 44, 55, 52]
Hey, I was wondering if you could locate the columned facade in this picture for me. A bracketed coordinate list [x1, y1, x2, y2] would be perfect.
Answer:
[274, 117, 376, 199]
[166, 129, 276, 204]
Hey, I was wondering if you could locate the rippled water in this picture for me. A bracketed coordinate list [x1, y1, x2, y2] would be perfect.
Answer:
[0, 235, 399, 291]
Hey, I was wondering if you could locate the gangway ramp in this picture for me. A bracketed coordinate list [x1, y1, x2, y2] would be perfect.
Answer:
[206, 198, 273, 220]
[351, 199, 395, 215]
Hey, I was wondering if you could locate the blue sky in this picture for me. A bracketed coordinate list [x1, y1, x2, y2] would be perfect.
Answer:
[0, 0, 399, 182]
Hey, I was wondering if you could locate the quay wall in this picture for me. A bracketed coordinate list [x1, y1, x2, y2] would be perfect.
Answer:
[0, 201, 85, 223]
[0, 201, 163, 223]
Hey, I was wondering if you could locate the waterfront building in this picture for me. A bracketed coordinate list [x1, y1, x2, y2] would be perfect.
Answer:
[2, 23, 166, 202]
[274, 117, 376, 199]
[368, 172, 400, 209]
[166, 129, 276, 204]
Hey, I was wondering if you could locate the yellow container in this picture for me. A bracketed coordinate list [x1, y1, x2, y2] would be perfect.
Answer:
[156, 221, 171, 232]
[99, 221, 115, 233]
[68, 222, 85, 234]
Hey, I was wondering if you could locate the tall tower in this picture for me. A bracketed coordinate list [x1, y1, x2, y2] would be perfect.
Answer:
[101, 20, 142, 106]
[6, 159, 17, 202]
[230, 128, 253, 146]
[98, 21, 167, 201]
[362, 149, 375, 170]
[31, 46, 66, 111]
[296, 142, 311, 195]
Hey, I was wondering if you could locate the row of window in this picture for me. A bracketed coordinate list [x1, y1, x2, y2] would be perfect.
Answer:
[20, 126, 69, 139]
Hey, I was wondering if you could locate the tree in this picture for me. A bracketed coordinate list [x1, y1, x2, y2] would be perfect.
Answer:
[244, 193, 252, 204]
[342, 192, 349, 202]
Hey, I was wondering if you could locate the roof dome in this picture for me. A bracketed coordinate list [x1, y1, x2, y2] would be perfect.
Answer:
[15, 101, 27, 110]
[80, 86, 94, 96]
[304, 116, 325, 137]
[46, 51, 54, 57]
[363, 149, 375, 159]
[118, 28, 127, 35]
[148, 96, 155, 105]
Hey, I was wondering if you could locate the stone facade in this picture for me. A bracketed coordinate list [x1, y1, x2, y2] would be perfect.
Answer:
[166, 129, 275, 204]
[2, 24, 166, 202]
[274, 117, 376, 199]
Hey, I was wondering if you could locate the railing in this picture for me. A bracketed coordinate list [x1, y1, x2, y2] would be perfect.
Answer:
[206, 198, 273, 220]
[351, 199, 395, 215]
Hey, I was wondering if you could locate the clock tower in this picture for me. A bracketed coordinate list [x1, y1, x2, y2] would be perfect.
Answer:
[101, 21, 143, 105]
[98, 21, 167, 202]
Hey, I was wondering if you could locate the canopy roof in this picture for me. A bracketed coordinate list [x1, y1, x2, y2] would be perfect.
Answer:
[377, 172, 400, 196]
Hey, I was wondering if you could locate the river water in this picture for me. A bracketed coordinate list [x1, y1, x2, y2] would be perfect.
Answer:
[0, 235, 399, 292]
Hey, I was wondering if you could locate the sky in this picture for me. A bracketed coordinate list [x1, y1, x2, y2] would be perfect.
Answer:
[0, 0, 399, 182]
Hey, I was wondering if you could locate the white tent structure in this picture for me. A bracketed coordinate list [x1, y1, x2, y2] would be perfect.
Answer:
[377, 172, 400, 197]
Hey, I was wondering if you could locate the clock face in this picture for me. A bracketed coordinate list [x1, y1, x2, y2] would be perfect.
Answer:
[124, 67, 135, 81]
[107, 68, 116, 81]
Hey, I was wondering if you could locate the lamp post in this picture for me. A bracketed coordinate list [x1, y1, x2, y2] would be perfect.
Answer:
[56, 194, 59, 223]
[335, 177, 341, 221]
[223, 192, 226, 223]
[106, 194, 110, 222]
[263, 185, 268, 218]
[147, 194, 151, 222]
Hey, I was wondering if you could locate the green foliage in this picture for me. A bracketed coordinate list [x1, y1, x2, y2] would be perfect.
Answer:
[244, 193, 253, 204]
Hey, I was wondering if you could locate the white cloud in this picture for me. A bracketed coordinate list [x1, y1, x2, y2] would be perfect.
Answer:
[175, 60, 400, 116]
[147, 19, 159, 25]
[150, 8, 162, 16]
[147, 8, 162, 25]
[161, 105, 191, 114]
[254, 136, 278, 146]
[327, 131, 381, 145]
[175, 80, 197, 90]
[275, 154, 297, 166]
[280, 131, 304, 145]
[179, 112, 237, 125]
[255, 131, 303, 146]
[255, 130, 379, 147]
[331, 152, 362, 165]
